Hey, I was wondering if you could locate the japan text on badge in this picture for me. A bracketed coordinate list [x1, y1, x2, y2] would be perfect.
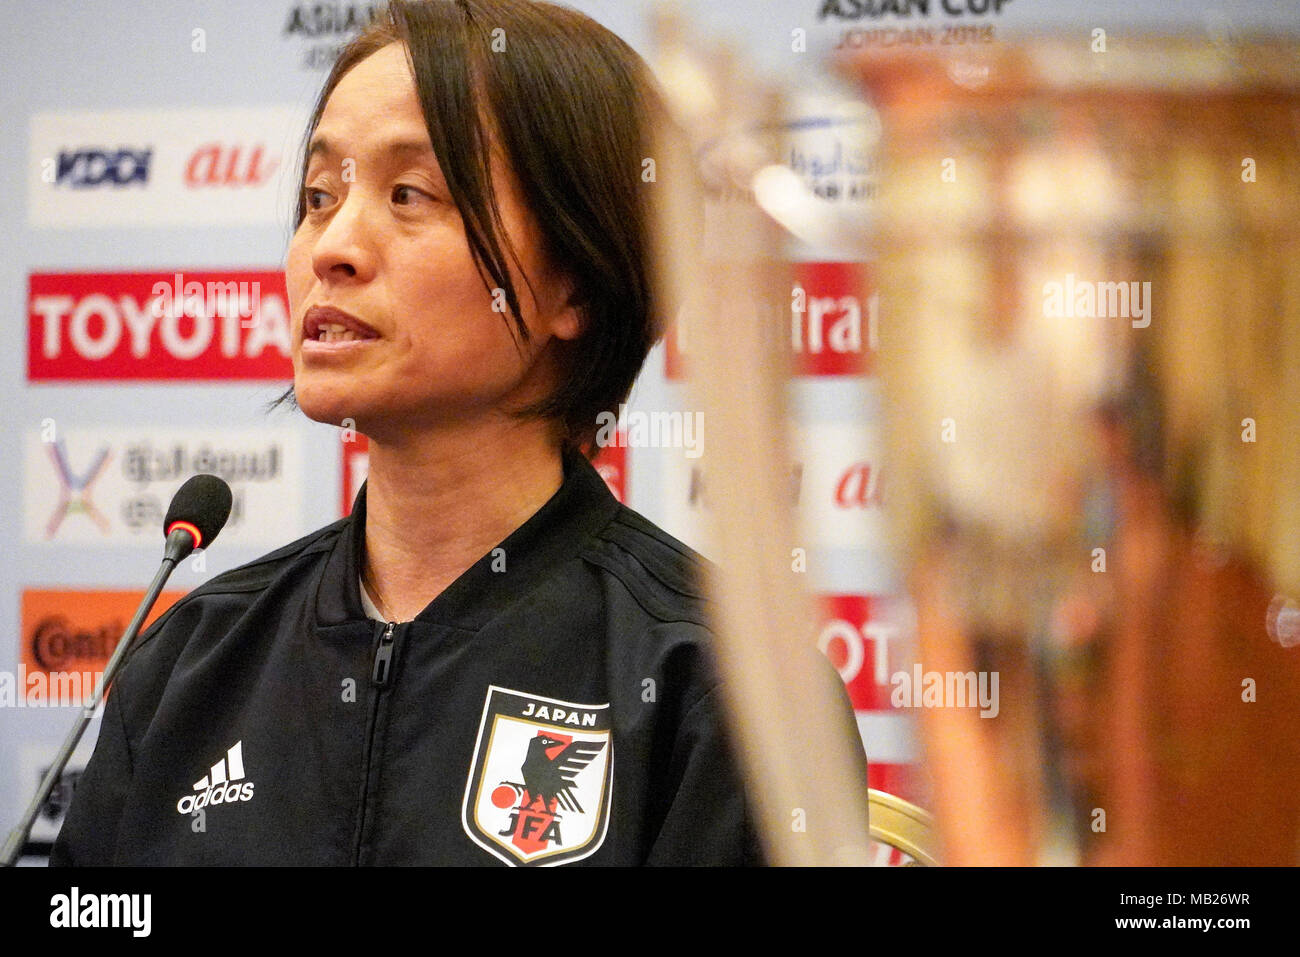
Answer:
[462, 685, 613, 866]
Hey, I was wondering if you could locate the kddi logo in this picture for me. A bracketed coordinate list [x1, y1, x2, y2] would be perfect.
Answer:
[175, 741, 254, 814]
[53, 148, 152, 188]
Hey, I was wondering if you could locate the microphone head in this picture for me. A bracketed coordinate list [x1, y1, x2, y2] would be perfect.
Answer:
[164, 474, 233, 550]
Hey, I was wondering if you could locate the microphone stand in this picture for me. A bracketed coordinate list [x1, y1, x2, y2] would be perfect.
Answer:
[0, 528, 197, 867]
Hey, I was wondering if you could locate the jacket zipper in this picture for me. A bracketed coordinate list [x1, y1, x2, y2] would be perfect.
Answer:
[354, 619, 398, 865]
[371, 620, 396, 686]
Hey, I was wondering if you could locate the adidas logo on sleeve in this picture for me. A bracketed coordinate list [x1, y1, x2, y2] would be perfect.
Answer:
[175, 741, 255, 814]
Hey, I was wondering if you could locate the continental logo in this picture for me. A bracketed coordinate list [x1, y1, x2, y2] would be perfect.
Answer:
[21, 589, 185, 675]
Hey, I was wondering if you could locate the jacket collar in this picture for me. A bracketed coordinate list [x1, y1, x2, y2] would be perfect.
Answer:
[314, 445, 621, 631]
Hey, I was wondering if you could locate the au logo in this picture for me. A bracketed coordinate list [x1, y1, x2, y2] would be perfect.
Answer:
[462, 686, 613, 866]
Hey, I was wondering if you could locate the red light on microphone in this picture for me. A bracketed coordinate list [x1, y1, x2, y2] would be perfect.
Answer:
[167, 520, 204, 550]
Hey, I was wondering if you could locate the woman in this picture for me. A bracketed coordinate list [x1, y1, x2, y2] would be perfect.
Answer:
[52, 0, 765, 866]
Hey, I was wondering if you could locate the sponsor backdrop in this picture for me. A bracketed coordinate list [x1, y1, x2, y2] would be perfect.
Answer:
[4, 0, 1297, 864]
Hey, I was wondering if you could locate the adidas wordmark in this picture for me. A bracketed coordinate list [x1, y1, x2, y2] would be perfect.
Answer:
[175, 741, 255, 814]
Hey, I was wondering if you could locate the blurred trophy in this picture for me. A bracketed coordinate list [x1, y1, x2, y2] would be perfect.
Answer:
[647, 7, 877, 865]
[845, 36, 1300, 865]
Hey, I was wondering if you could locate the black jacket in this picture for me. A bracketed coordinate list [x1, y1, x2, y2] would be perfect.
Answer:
[51, 448, 771, 866]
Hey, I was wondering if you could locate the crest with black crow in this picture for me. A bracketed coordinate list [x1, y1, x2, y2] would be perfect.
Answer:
[518, 733, 606, 814]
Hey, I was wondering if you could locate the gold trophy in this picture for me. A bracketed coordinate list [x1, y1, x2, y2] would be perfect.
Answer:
[848, 36, 1300, 865]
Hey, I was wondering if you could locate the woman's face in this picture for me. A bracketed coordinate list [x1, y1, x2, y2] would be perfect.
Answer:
[286, 43, 579, 440]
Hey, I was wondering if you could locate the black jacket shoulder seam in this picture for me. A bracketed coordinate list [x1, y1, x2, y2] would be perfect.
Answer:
[579, 549, 710, 628]
[591, 509, 709, 595]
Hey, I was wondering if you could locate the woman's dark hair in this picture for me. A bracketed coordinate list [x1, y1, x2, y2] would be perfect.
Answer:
[283, 0, 670, 454]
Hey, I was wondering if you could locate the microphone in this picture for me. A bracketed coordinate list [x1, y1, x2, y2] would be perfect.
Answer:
[163, 473, 234, 562]
[1, 475, 233, 866]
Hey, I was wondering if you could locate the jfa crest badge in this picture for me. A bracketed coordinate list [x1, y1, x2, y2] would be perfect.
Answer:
[462, 686, 613, 866]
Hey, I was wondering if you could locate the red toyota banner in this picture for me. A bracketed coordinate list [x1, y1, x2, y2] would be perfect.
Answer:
[27, 270, 294, 381]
